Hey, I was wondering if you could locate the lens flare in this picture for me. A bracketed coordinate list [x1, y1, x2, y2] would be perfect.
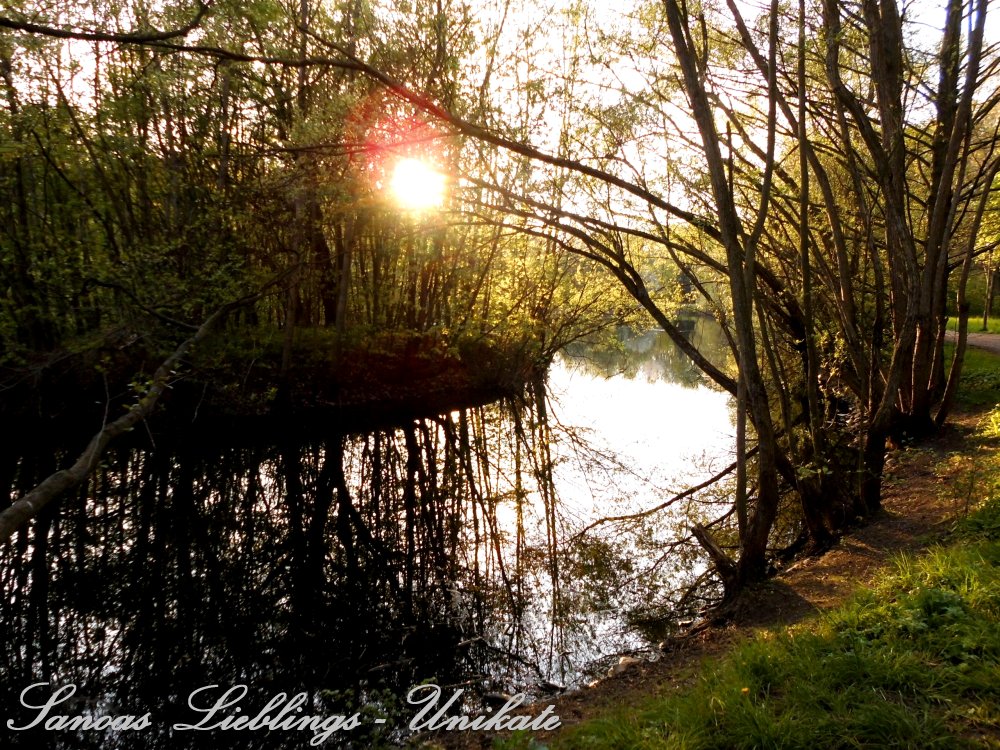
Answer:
[390, 158, 446, 210]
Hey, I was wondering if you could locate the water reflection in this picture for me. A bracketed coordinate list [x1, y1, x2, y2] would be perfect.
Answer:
[562, 317, 729, 384]
[0, 320, 734, 748]
[2, 403, 558, 748]
[541, 319, 735, 665]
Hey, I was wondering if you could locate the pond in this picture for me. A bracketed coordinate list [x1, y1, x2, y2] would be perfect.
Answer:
[0, 319, 734, 749]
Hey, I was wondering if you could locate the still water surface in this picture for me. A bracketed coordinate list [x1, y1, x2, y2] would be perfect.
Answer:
[0, 323, 733, 748]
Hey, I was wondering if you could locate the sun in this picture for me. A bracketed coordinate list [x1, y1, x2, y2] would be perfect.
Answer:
[389, 158, 446, 210]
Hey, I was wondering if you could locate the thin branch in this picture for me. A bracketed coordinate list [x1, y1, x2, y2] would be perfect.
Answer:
[0, 2, 212, 44]
[568, 449, 755, 542]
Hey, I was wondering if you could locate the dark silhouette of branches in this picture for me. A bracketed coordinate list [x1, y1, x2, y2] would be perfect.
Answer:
[0, 269, 296, 542]
[0, 1, 212, 44]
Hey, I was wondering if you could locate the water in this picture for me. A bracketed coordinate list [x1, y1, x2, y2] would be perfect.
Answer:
[0, 321, 733, 748]
[518, 323, 735, 680]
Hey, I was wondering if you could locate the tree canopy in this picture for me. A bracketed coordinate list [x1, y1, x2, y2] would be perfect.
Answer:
[2, 0, 999, 599]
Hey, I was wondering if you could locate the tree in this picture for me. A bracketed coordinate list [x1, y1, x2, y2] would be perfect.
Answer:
[2, 0, 998, 602]
[1, 0, 621, 542]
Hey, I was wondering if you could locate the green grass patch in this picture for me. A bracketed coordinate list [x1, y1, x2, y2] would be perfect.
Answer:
[545, 498, 1000, 749]
[948, 344, 1000, 409]
[945, 317, 1000, 335]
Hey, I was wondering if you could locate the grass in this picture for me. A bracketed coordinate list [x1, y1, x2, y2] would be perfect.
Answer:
[952, 344, 1000, 409]
[537, 504, 1000, 749]
[498, 388, 1000, 750]
[947, 268, 998, 331]
[945, 317, 1000, 334]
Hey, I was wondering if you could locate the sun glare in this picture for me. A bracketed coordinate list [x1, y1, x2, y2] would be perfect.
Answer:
[389, 158, 446, 210]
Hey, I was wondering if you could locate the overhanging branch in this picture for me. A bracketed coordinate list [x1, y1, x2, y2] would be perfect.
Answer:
[0, 2, 213, 44]
[0, 269, 294, 543]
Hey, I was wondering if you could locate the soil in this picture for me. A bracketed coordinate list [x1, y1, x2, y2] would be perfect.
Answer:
[422, 338, 1000, 749]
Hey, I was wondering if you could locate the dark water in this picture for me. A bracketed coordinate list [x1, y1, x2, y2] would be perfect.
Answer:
[0, 321, 733, 748]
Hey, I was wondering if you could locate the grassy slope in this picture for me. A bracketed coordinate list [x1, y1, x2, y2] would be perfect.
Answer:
[499, 351, 1000, 750]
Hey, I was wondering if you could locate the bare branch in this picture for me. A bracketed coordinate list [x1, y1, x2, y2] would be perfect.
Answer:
[0, 2, 212, 44]
[569, 449, 755, 541]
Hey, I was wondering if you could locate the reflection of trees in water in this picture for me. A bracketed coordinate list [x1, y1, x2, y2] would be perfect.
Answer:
[0, 387, 569, 749]
[562, 317, 731, 385]
[0, 368, 728, 749]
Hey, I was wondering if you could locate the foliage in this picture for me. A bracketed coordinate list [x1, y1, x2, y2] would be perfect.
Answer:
[3, 0, 999, 597]
[950, 345, 1000, 409]
[0, 0, 632, 404]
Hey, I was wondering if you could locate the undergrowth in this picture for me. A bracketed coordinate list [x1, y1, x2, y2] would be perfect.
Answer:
[953, 345, 1000, 409]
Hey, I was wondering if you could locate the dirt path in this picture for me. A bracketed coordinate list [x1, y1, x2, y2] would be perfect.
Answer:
[946, 329, 1000, 355]
[428, 407, 991, 749]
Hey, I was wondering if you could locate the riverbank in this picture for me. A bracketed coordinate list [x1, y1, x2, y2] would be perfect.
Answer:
[428, 344, 1000, 750]
[0, 326, 547, 448]
[541, 410, 999, 749]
